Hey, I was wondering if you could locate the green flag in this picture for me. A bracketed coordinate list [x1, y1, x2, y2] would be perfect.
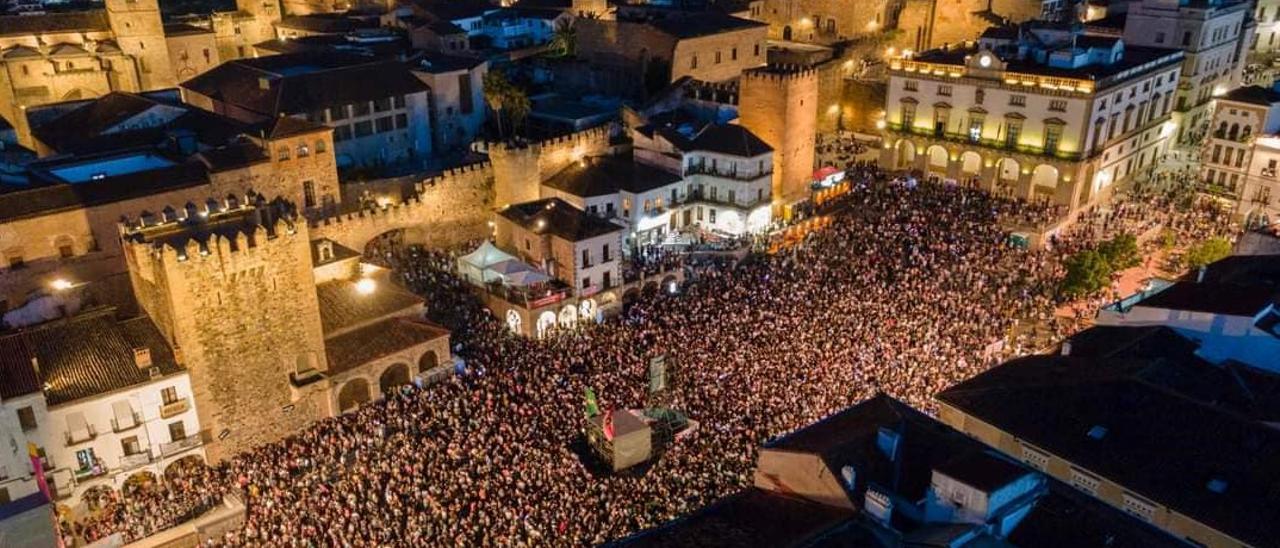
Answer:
[584, 387, 600, 418]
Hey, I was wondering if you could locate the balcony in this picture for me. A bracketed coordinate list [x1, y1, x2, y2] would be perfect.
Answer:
[1211, 128, 1253, 142]
[160, 397, 191, 419]
[73, 458, 108, 481]
[119, 450, 152, 471]
[886, 122, 1083, 161]
[682, 189, 767, 210]
[64, 424, 98, 446]
[111, 412, 143, 433]
[485, 278, 574, 309]
[684, 165, 772, 182]
[160, 433, 204, 458]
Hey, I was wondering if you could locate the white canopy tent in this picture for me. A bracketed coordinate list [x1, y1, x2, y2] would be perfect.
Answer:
[457, 242, 552, 287]
[457, 241, 518, 285]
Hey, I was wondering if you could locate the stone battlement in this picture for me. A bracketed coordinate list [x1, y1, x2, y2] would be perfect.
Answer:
[484, 124, 612, 151]
[742, 64, 820, 81]
[120, 192, 300, 262]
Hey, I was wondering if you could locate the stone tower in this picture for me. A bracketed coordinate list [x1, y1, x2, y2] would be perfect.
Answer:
[738, 65, 818, 217]
[104, 0, 176, 90]
[572, 0, 608, 18]
[121, 196, 330, 462]
[238, 0, 282, 23]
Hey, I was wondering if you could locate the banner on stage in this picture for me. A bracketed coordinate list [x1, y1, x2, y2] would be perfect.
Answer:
[649, 356, 666, 394]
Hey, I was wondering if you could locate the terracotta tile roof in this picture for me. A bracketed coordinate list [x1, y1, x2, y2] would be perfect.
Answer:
[498, 198, 624, 242]
[0, 308, 182, 406]
[324, 317, 447, 374]
[0, 11, 109, 36]
[180, 52, 430, 118]
[316, 278, 424, 334]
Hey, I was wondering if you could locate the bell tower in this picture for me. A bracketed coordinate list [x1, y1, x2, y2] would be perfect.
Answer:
[104, 0, 176, 90]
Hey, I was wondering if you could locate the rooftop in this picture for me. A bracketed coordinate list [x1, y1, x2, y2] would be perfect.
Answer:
[1220, 85, 1280, 106]
[181, 53, 429, 118]
[542, 155, 682, 198]
[0, 154, 211, 223]
[616, 488, 852, 547]
[324, 316, 447, 374]
[0, 307, 182, 406]
[277, 13, 372, 34]
[655, 122, 772, 157]
[29, 91, 250, 155]
[906, 42, 1182, 86]
[316, 277, 424, 335]
[645, 13, 765, 39]
[0, 11, 109, 36]
[498, 198, 624, 241]
[1134, 281, 1276, 316]
[938, 339, 1280, 547]
[163, 22, 214, 37]
[933, 450, 1031, 492]
[628, 393, 1182, 547]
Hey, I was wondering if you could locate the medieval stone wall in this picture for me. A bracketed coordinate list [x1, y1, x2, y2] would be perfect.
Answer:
[313, 161, 494, 251]
[124, 215, 329, 462]
[489, 125, 614, 208]
[739, 67, 818, 211]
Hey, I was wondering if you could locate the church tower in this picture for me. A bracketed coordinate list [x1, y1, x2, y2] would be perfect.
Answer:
[739, 65, 818, 218]
[121, 195, 330, 462]
[238, 0, 282, 25]
[104, 0, 176, 90]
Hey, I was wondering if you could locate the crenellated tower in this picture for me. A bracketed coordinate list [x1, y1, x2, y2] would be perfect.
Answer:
[121, 194, 329, 461]
[738, 65, 818, 218]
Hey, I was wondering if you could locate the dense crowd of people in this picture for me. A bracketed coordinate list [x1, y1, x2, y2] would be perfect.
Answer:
[64, 178, 1078, 546]
[65, 145, 1255, 545]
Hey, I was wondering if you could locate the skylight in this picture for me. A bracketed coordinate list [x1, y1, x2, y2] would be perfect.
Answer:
[1087, 425, 1108, 440]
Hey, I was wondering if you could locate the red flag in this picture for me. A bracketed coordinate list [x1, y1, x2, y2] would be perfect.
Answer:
[603, 408, 615, 440]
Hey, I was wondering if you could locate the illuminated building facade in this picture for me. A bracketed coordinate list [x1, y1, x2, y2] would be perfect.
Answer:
[1200, 84, 1280, 226]
[881, 23, 1183, 220]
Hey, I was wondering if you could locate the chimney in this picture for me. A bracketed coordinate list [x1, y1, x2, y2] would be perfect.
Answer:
[1061, 341, 1072, 356]
[30, 356, 39, 375]
[133, 347, 152, 368]
[1197, 266, 1207, 283]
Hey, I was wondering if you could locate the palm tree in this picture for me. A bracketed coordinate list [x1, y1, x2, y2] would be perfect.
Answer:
[483, 71, 511, 139]
[506, 86, 532, 137]
[548, 19, 576, 57]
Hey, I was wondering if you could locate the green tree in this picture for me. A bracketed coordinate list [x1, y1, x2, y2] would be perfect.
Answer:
[1060, 250, 1113, 299]
[482, 70, 531, 140]
[548, 20, 576, 57]
[483, 71, 512, 139]
[1184, 237, 1232, 269]
[505, 85, 531, 136]
[1097, 233, 1140, 271]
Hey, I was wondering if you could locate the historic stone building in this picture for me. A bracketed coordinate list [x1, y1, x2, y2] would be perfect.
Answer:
[881, 24, 1183, 222]
[0, 90, 339, 307]
[120, 198, 450, 461]
[1122, 0, 1253, 145]
[1199, 84, 1280, 226]
[0, 0, 283, 145]
[575, 13, 769, 89]
[739, 64, 818, 216]
[754, 0, 1049, 50]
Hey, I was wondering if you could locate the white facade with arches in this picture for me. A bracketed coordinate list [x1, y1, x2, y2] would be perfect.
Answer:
[0, 368, 205, 509]
[881, 26, 1183, 220]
